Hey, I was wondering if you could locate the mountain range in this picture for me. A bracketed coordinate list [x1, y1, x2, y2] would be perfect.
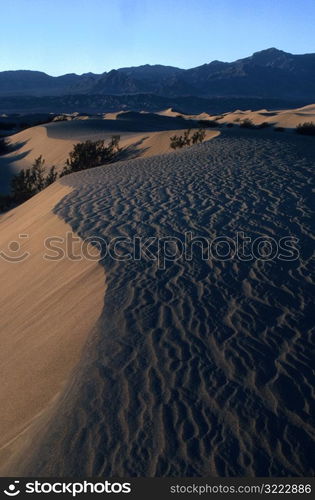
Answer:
[1, 48, 315, 101]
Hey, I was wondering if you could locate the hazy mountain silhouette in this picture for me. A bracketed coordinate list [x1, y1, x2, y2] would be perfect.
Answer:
[1, 48, 314, 100]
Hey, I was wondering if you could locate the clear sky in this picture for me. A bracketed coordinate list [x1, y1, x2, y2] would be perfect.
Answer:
[1, 0, 314, 75]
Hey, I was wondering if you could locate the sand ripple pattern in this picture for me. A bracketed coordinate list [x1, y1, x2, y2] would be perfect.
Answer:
[28, 132, 315, 476]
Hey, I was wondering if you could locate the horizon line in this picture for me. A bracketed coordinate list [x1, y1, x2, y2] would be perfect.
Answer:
[0, 47, 314, 78]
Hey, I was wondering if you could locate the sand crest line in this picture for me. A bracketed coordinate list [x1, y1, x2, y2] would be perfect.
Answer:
[0, 182, 105, 473]
[10, 131, 312, 477]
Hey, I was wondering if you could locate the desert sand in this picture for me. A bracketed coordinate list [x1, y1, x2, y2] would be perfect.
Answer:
[0, 113, 218, 194]
[2, 104, 314, 195]
[158, 104, 315, 129]
[157, 107, 214, 121]
[214, 103, 315, 128]
[0, 183, 105, 473]
[0, 125, 313, 476]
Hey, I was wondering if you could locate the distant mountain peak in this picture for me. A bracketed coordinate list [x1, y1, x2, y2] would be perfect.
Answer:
[253, 47, 285, 55]
[250, 47, 292, 62]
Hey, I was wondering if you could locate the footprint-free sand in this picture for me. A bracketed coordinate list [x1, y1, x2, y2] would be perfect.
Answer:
[0, 127, 313, 476]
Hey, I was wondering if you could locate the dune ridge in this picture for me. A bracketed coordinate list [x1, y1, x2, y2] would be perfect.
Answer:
[158, 104, 315, 129]
[0, 115, 218, 194]
[2, 103, 314, 194]
[7, 130, 314, 476]
[214, 104, 315, 128]
[0, 183, 105, 474]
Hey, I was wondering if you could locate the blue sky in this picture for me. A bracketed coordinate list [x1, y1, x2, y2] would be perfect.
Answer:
[1, 0, 314, 75]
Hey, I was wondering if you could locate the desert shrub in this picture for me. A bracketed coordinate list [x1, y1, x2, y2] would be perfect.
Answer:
[10, 156, 56, 203]
[240, 118, 255, 129]
[110, 135, 122, 151]
[11, 169, 35, 202]
[257, 122, 270, 129]
[274, 126, 284, 132]
[0, 138, 9, 155]
[170, 128, 206, 149]
[295, 122, 315, 136]
[30, 155, 46, 191]
[183, 129, 191, 146]
[170, 134, 186, 149]
[192, 129, 206, 144]
[45, 166, 58, 186]
[60, 136, 121, 176]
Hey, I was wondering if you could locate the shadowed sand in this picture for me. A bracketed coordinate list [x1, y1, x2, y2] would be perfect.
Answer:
[0, 183, 105, 473]
[209, 104, 315, 128]
[0, 113, 218, 193]
[159, 104, 315, 128]
[2, 104, 314, 194]
[2, 129, 313, 476]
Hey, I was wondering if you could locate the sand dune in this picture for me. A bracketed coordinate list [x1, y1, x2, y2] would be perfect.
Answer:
[0, 183, 105, 474]
[0, 114, 218, 194]
[2, 128, 313, 476]
[157, 104, 315, 129]
[157, 107, 213, 122]
[215, 103, 315, 128]
[3, 103, 314, 194]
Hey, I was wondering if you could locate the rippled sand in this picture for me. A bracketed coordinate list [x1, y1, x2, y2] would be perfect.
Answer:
[7, 130, 315, 476]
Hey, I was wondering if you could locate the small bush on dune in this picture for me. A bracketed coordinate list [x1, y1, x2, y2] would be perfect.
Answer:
[60, 136, 121, 176]
[191, 128, 206, 144]
[3, 137, 122, 211]
[240, 118, 255, 129]
[170, 134, 186, 149]
[295, 122, 315, 136]
[10, 156, 57, 204]
[170, 128, 206, 149]
[11, 169, 36, 202]
[45, 166, 58, 186]
[183, 129, 191, 146]
[110, 135, 122, 151]
[257, 122, 270, 129]
[274, 126, 284, 132]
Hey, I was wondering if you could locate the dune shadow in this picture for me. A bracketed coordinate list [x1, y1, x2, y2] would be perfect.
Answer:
[259, 112, 278, 117]
[15, 130, 315, 477]
[116, 137, 150, 161]
[45, 115, 200, 139]
[7, 139, 29, 153]
[0, 145, 32, 194]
